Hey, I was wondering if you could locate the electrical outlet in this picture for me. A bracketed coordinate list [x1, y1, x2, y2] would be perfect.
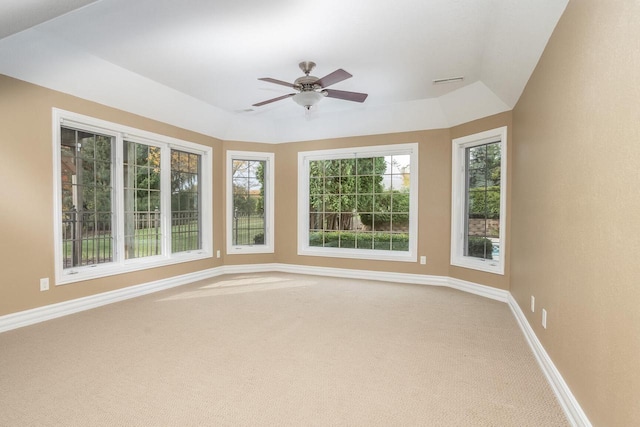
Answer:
[420, 256, 426, 265]
[531, 296, 535, 312]
[542, 309, 547, 329]
[40, 278, 49, 292]
[216, 250, 221, 258]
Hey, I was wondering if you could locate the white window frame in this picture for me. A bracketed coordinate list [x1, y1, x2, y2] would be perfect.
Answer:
[451, 126, 507, 275]
[226, 150, 275, 255]
[298, 143, 418, 262]
[52, 108, 213, 285]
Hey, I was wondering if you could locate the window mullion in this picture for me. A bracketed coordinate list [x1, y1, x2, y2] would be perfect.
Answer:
[114, 133, 125, 265]
[161, 144, 172, 257]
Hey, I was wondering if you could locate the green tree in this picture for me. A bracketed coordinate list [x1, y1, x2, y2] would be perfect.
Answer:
[309, 156, 408, 231]
[232, 160, 264, 216]
[468, 143, 501, 188]
[467, 142, 501, 219]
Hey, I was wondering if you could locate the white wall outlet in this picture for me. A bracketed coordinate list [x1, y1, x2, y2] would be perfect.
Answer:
[216, 250, 221, 258]
[542, 308, 547, 329]
[39, 278, 49, 291]
[531, 296, 535, 312]
[420, 256, 427, 265]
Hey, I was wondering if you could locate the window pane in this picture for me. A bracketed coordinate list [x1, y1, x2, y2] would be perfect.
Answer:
[307, 153, 410, 252]
[124, 140, 162, 260]
[60, 127, 114, 268]
[464, 142, 501, 261]
[231, 159, 266, 246]
[171, 150, 201, 253]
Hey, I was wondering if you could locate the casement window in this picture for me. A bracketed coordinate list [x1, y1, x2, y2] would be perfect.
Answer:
[226, 151, 274, 254]
[451, 126, 507, 275]
[298, 143, 418, 262]
[53, 109, 212, 285]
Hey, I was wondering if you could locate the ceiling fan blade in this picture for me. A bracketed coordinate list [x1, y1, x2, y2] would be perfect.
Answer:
[315, 69, 352, 88]
[252, 93, 295, 107]
[324, 89, 368, 103]
[258, 77, 296, 88]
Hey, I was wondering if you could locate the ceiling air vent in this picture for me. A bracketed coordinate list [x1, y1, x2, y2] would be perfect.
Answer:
[433, 76, 464, 85]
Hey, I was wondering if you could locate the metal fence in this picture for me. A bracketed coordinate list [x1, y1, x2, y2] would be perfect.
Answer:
[62, 209, 113, 268]
[233, 209, 265, 245]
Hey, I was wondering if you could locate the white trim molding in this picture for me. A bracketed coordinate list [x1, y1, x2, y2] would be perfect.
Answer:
[0, 267, 224, 334]
[226, 150, 275, 255]
[451, 126, 507, 275]
[0, 264, 505, 333]
[508, 294, 591, 427]
[297, 143, 419, 263]
[52, 108, 213, 285]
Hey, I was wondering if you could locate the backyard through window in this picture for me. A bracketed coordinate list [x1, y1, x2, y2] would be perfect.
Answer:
[55, 110, 212, 283]
[124, 140, 162, 259]
[60, 127, 114, 268]
[231, 159, 266, 246]
[308, 154, 411, 251]
[451, 126, 506, 275]
[171, 150, 201, 253]
[465, 142, 501, 261]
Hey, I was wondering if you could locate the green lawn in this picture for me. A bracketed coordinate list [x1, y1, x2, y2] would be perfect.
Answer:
[232, 216, 265, 245]
[63, 223, 202, 266]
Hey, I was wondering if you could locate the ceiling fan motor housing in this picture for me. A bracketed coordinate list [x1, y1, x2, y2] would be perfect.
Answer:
[294, 75, 322, 92]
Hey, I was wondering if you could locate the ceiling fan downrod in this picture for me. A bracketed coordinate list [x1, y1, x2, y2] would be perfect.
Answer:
[299, 61, 316, 75]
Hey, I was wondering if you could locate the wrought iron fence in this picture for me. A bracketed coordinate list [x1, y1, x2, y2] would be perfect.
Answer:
[233, 209, 265, 245]
[62, 209, 113, 268]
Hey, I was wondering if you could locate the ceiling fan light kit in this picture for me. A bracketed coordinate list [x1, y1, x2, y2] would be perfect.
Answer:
[253, 61, 368, 111]
[292, 91, 326, 110]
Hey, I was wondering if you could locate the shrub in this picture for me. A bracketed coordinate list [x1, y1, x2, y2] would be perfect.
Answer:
[359, 190, 410, 228]
[467, 237, 493, 259]
[308, 231, 409, 251]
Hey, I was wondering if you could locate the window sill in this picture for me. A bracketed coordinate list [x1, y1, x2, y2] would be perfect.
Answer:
[299, 247, 416, 263]
[450, 256, 504, 275]
[56, 251, 212, 285]
[227, 245, 274, 255]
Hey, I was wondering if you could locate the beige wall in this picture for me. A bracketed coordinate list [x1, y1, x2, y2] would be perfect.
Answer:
[0, 75, 226, 316]
[511, 0, 640, 425]
[0, 73, 512, 316]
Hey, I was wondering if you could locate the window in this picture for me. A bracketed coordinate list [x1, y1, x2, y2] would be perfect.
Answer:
[171, 149, 202, 253]
[60, 128, 114, 268]
[451, 126, 507, 274]
[226, 151, 274, 254]
[123, 140, 162, 259]
[53, 109, 212, 284]
[298, 143, 418, 262]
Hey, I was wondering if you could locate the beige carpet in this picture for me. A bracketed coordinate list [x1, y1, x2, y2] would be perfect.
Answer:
[0, 273, 568, 426]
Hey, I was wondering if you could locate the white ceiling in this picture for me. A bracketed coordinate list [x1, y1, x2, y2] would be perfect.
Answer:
[0, 0, 568, 143]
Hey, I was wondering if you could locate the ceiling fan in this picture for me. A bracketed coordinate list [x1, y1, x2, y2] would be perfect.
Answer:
[253, 61, 368, 110]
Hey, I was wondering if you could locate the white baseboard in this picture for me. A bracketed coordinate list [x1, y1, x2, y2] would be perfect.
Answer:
[0, 263, 588, 426]
[0, 263, 505, 333]
[507, 294, 591, 427]
[0, 266, 225, 334]
[274, 264, 510, 302]
[447, 277, 509, 302]
[275, 263, 451, 287]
